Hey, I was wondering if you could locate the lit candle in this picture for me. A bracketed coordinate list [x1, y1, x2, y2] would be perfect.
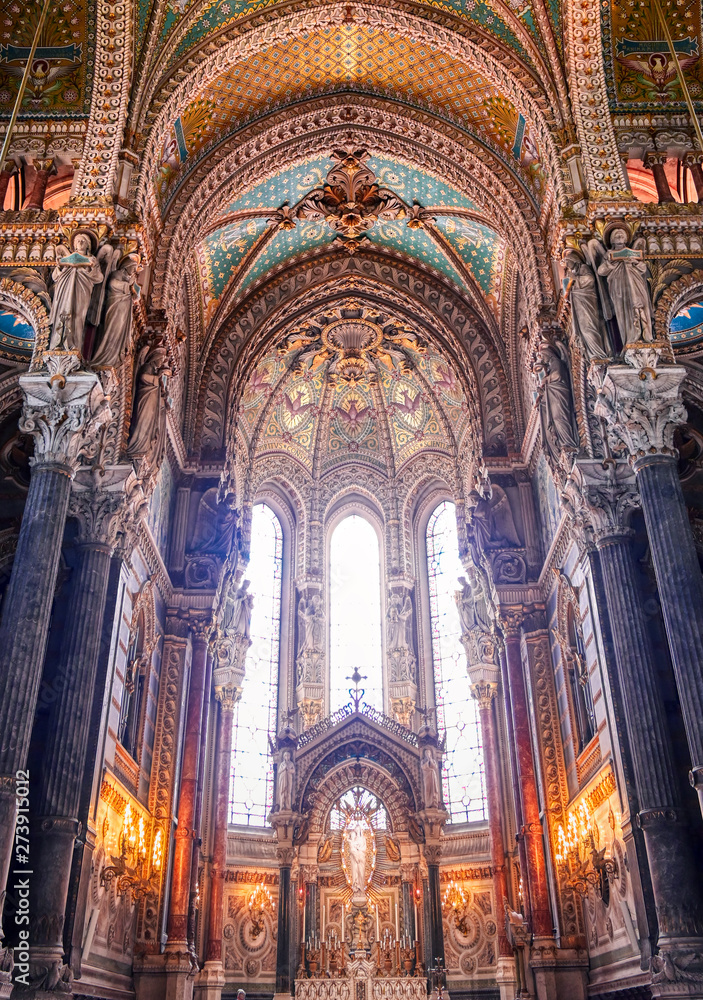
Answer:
[395, 902, 399, 941]
[322, 905, 326, 937]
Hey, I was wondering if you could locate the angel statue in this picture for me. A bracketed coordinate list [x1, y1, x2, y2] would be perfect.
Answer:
[48, 233, 104, 354]
[535, 339, 580, 464]
[562, 250, 610, 360]
[593, 225, 654, 346]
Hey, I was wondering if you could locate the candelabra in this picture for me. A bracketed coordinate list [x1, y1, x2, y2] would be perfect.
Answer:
[554, 800, 618, 900]
[101, 804, 163, 901]
[248, 881, 274, 937]
[441, 879, 471, 934]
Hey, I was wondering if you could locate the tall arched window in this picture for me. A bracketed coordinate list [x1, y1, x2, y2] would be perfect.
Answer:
[426, 501, 487, 823]
[229, 503, 282, 825]
[329, 514, 383, 712]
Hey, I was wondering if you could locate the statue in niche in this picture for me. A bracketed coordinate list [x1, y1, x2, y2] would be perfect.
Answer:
[456, 576, 478, 634]
[317, 834, 333, 864]
[421, 748, 441, 809]
[222, 578, 253, 637]
[467, 482, 521, 555]
[91, 258, 141, 367]
[594, 225, 654, 345]
[126, 344, 171, 464]
[48, 233, 104, 353]
[562, 250, 610, 360]
[298, 593, 323, 653]
[190, 488, 238, 555]
[349, 827, 368, 895]
[277, 751, 295, 812]
[535, 339, 580, 464]
[387, 592, 412, 649]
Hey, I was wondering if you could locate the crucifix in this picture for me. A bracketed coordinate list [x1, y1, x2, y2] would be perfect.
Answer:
[347, 667, 367, 711]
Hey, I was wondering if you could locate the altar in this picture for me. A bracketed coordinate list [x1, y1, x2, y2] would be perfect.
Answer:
[295, 954, 428, 1000]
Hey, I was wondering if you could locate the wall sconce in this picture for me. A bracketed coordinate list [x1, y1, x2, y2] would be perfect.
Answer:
[554, 800, 618, 900]
[248, 881, 274, 937]
[441, 880, 471, 934]
[101, 804, 163, 901]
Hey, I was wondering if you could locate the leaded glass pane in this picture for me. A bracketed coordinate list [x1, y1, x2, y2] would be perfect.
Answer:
[329, 515, 383, 712]
[426, 501, 487, 823]
[229, 503, 282, 825]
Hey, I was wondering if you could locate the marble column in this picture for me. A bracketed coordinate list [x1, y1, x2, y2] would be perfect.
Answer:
[197, 684, 238, 1000]
[28, 467, 144, 986]
[564, 458, 703, 986]
[499, 611, 553, 940]
[166, 616, 213, 968]
[425, 849, 445, 977]
[593, 349, 703, 817]
[271, 813, 298, 1000]
[187, 646, 214, 957]
[26, 157, 55, 210]
[0, 355, 109, 959]
[0, 162, 15, 208]
[643, 152, 676, 203]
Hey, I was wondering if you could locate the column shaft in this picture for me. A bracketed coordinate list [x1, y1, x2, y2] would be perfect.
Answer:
[276, 866, 292, 994]
[596, 534, 703, 946]
[29, 541, 112, 971]
[635, 456, 703, 811]
[426, 863, 445, 971]
[477, 696, 512, 957]
[503, 630, 552, 937]
[167, 629, 210, 944]
[205, 699, 235, 963]
[0, 464, 73, 920]
[188, 649, 214, 953]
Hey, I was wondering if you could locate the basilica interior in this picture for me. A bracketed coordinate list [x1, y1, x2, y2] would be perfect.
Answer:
[1, 0, 703, 999]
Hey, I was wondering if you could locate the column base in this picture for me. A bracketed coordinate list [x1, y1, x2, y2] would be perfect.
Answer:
[528, 937, 557, 1000]
[194, 962, 225, 1000]
[163, 947, 197, 1000]
[650, 949, 703, 999]
[0, 970, 11, 1000]
[495, 955, 518, 1000]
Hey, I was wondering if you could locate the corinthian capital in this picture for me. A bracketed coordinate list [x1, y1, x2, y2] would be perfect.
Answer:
[19, 354, 111, 473]
[69, 465, 147, 550]
[590, 347, 687, 468]
[562, 459, 639, 545]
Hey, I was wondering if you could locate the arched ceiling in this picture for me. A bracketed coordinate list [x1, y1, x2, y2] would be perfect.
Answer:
[236, 298, 475, 479]
[192, 153, 507, 329]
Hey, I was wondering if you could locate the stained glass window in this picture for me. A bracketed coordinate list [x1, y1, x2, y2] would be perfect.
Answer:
[329, 515, 383, 712]
[229, 503, 282, 825]
[426, 501, 487, 823]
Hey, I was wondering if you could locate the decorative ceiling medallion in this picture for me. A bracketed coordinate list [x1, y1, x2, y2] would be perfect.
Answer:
[296, 149, 405, 247]
[279, 301, 424, 386]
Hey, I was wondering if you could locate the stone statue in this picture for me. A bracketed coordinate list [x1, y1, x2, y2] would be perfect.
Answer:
[467, 483, 521, 554]
[126, 345, 171, 464]
[563, 251, 609, 360]
[298, 594, 323, 653]
[387, 592, 412, 650]
[421, 748, 441, 809]
[277, 750, 295, 811]
[48, 233, 104, 353]
[349, 827, 368, 894]
[456, 577, 476, 634]
[222, 578, 253, 637]
[536, 340, 580, 463]
[596, 226, 654, 345]
[190, 488, 238, 555]
[91, 258, 140, 367]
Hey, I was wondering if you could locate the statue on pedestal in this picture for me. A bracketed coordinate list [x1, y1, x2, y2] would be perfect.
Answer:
[126, 345, 171, 465]
[596, 225, 653, 345]
[48, 233, 104, 353]
[421, 748, 441, 809]
[277, 750, 295, 812]
[91, 257, 141, 367]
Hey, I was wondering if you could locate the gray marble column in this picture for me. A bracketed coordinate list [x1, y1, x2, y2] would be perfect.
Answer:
[593, 348, 703, 817]
[564, 459, 703, 984]
[28, 467, 145, 985]
[0, 356, 109, 955]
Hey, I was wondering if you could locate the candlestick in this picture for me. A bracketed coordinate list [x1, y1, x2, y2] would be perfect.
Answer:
[376, 905, 379, 940]
[395, 902, 399, 941]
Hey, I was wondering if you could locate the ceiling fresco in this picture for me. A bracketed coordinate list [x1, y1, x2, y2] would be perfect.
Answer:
[152, 27, 547, 213]
[604, 0, 703, 109]
[152, 0, 536, 71]
[236, 303, 472, 476]
[193, 153, 506, 324]
[0, 0, 93, 117]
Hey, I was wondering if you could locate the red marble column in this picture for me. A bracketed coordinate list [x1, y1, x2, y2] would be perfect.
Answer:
[187, 645, 214, 953]
[644, 152, 675, 204]
[500, 611, 553, 938]
[26, 158, 54, 210]
[205, 688, 236, 962]
[166, 617, 213, 946]
[472, 682, 512, 958]
[0, 162, 15, 208]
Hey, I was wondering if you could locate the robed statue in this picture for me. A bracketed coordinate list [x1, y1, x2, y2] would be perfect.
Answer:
[127, 345, 171, 465]
[535, 340, 580, 463]
[594, 225, 654, 345]
[563, 250, 609, 360]
[91, 258, 140, 367]
[277, 751, 295, 811]
[49, 233, 104, 353]
[421, 748, 441, 809]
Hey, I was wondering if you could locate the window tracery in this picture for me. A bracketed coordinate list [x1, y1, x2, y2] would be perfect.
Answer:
[229, 502, 282, 826]
[426, 501, 487, 823]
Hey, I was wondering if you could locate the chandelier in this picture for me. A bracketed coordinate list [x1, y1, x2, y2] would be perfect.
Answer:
[442, 880, 471, 934]
[554, 800, 618, 899]
[101, 803, 163, 901]
[248, 882, 274, 937]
